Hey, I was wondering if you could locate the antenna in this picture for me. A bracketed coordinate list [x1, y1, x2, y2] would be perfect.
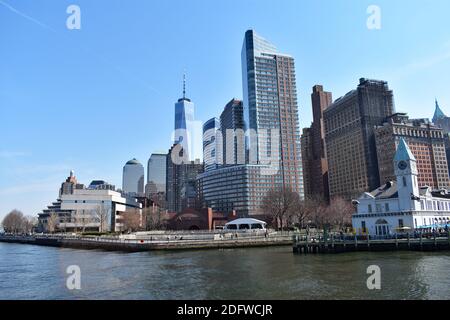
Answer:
[183, 72, 186, 99]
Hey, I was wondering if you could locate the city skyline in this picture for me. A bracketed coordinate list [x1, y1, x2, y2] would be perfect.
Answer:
[2, 0, 450, 219]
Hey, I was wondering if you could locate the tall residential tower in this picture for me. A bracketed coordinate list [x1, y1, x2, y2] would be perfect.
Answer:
[241, 30, 304, 197]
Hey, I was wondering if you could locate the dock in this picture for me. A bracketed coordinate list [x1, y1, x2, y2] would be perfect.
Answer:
[293, 233, 450, 254]
[0, 232, 293, 252]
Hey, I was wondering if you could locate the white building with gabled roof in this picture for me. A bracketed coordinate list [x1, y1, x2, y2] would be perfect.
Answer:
[352, 138, 450, 236]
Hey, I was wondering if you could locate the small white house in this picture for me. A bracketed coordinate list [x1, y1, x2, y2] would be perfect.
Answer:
[352, 138, 450, 235]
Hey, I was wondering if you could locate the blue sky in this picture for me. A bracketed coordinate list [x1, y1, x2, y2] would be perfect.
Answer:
[1, 0, 450, 219]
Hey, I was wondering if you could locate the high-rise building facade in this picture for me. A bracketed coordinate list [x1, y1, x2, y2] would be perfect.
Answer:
[220, 98, 245, 166]
[375, 113, 450, 190]
[122, 158, 145, 196]
[432, 100, 450, 174]
[197, 164, 280, 217]
[324, 78, 395, 199]
[146, 153, 167, 197]
[59, 170, 84, 196]
[174, 75, 201, 162]
[242, 30, 303, 197]
[300, 127, 312, 195]
[166, 145, 179, 212]
[166, 144, 204, 213]
[180, 160, 204, 211]
[203, 118, 221, 171]
[301, 85, 333, 201]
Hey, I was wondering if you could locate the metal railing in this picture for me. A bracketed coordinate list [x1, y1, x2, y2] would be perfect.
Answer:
[1, 230, 294, 246]
[293, 231, 450, 245]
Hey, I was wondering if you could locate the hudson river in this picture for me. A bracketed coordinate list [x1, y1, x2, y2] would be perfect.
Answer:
[1, 242, 449, 299]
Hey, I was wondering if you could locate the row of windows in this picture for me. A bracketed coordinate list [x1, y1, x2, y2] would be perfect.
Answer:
[420, 199, 450, 211]
[392, 127, 443, 139]
[368, 203, 390, 213]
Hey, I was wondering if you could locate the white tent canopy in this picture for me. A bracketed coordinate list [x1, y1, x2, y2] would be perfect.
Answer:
[224, 218, 267, 230]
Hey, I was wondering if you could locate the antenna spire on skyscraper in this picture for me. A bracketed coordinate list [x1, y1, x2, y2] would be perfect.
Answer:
[183, 72, 186, 99]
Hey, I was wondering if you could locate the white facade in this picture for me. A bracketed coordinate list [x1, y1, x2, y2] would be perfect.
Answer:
[122, 159, 145, 196]
[353, 138, 450, 235]
[58, 189, 142, 232]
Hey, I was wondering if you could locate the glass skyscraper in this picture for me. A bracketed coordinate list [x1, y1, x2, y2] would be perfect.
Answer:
[174, 75, 201, 162]
[146, 153, 167, 196]
[220, 98, 245, 166]
[241, 30, 304, 198]
[203, 117, 221, 172]
[122, 158, 145, 197]
[174, 98, 195, 160]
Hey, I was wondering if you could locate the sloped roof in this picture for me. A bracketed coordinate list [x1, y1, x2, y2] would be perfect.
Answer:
[394, 138, 416, 162]
[433, 99, 447, 123]
[369, 181, 398, 199]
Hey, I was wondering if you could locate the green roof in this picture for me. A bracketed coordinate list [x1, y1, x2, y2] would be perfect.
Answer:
[394, 138, 416, 162]
[126, 158, 141, 165]
[433, 99, 447, 123]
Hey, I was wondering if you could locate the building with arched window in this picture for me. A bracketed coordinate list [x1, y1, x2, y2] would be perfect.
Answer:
[353, 138, 450, 235]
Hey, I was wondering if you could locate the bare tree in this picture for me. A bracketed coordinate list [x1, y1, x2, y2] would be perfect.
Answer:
[288, 196, 322, 229]
[144, 205, 168, 231]
[261, 188, 301, 230]
[93, 204, 109, 233]
[306, 197, 354, 232]
[47, 212, 59, 234]
[24, 216, 37, 234]
[309, 201, 331, 230]
[2, 210, 26, 234]
[120, 209, 141, 233]
[73, 210, 90, 233]
[327, 197, 354, 231]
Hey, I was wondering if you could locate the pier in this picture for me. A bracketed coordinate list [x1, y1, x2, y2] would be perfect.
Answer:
[293, 232, 450, 254]
[0, 231, 293, 252]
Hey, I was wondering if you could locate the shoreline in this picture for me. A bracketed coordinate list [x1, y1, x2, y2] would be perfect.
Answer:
[0, 234, 293, 252]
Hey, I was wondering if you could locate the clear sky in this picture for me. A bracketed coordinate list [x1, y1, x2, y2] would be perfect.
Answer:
[1, 0, 450, 220]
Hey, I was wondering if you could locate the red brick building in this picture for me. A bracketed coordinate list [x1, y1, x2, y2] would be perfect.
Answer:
[166, 208, 237, 231]
[301, 85, 333, 201]
[375, 113, 450, 190]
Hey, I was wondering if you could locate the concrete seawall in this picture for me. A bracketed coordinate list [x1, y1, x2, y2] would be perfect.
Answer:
[0, 235, 293, 252]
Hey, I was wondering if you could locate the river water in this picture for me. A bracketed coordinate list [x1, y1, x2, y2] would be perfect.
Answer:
[0, 242, 449, 300]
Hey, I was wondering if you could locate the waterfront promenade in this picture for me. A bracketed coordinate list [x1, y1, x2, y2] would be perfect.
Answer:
[293, 232, 450, 254]
[0, 230, 293, 252]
